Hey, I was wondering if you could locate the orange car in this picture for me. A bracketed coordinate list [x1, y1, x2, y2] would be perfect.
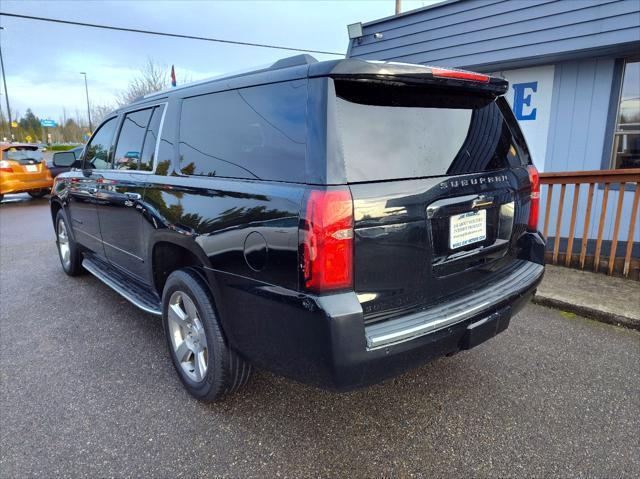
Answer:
[0, 143, 53, 202]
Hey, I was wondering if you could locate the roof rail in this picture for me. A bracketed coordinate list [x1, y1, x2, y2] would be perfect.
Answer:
[138, 54, 319, 103]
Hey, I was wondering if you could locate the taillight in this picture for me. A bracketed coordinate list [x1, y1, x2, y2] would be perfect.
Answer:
[527, 165, 540, 231]
[0, 161, 13, 173]
[300, 188, 354, 293]
[432, 67, 489, 83]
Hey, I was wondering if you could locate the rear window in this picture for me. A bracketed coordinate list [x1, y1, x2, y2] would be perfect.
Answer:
[333, 81, 527, 182]
[3, 148, 43, 162]
[178, 80, 307, 182]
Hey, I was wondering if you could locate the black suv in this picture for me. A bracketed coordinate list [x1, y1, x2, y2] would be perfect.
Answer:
[50, 56, 545, 401]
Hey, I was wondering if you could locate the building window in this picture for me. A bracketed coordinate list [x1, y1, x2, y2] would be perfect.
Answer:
[611, 60, 639, 169]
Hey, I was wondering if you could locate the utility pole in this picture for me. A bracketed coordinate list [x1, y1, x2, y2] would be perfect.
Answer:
[80, 72, 92, 133]
[0, 26, 14, 141]
[395, 0, 401, 15]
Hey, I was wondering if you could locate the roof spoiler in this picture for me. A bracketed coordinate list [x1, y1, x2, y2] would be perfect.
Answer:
[311, 59, 508, 96]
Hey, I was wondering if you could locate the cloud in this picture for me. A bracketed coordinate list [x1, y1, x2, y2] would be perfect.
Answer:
[6, 52, 217, 120]
[1, 0, 440, 120]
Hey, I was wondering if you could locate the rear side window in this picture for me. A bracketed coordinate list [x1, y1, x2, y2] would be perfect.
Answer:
[333, 81, 528, 182]
[178, 80, 307, 181]
[114, 108, 153, 171]
[84, 117, 117, 170]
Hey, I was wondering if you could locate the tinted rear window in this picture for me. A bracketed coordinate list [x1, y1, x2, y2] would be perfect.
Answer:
[178, 80, 307, 182]
[3, 147, 43, 162]
[334, 82, 527, 182]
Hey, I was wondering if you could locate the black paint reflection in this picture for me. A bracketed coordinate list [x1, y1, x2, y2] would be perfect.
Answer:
[140, 179, 304, 290]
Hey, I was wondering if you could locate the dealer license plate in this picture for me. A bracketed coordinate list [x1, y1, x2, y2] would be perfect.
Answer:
[25, 165, 38, 172]
[449, 210, 487, 249]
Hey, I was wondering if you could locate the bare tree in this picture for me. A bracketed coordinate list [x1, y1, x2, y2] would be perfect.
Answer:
[91, 104, 115, 125]
[116, 59, 170, 107]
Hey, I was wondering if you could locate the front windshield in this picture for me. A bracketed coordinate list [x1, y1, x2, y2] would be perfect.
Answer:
[3, 148, 44, 162]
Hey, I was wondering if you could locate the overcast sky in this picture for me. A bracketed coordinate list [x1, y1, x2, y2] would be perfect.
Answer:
[0, 0, 439, 122]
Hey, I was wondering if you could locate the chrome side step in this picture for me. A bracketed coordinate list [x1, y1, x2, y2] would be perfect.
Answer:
[365, 261, 544, 350]
[82, 255, 162, 316]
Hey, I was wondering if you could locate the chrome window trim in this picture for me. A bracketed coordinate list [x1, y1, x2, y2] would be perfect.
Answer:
[152, 103, 168, 174]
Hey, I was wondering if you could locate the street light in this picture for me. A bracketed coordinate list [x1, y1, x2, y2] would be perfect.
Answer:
[80, 72, 92, 133]
[0, 26, 14, 141]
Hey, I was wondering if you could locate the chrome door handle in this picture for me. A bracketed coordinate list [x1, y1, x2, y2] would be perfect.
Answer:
[125, 192, 142, 201]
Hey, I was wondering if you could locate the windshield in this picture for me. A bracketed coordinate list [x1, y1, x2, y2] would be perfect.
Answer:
[3, 148, 44, 162]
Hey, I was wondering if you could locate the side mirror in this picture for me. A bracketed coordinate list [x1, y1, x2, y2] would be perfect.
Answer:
[52, 151, 77, 167]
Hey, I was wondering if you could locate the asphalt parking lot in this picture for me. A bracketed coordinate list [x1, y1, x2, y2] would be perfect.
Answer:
[1, 195, 639, 478]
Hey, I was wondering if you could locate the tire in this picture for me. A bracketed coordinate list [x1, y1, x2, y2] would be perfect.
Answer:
[162, 268, 251, 401]
[0, 194, 3, 202]
[28, 189, 49, 199]
[55, 210, 83, 276]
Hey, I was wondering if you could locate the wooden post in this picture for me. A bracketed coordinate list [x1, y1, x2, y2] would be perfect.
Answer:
[543, 184, 554, 238]
[608, 184, 627, 275]
[623, 185, 640, 277]
[594, 183, 610, 273]
[552, 184, 566, 264]
[579, 183, 595, 269]
[565, 184, 581, 267]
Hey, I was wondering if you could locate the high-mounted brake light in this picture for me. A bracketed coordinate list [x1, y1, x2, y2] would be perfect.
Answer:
[527, 165, 540, 232]
[431, 67, 490, 83]
[300, 188, 354, 292]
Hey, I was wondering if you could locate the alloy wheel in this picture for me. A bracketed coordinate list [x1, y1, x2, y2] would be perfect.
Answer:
[167, 290, 209, 382]
[57, 218, 71, 269]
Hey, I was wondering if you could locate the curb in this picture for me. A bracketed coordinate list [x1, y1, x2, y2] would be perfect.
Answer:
[532, 294, 640, 331]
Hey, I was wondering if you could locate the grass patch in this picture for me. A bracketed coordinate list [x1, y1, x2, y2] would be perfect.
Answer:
[48, 144, 80, 151]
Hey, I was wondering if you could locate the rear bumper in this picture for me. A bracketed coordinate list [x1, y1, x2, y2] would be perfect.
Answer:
[0, 177, 53, 195]
[211, 240, 544, 391]
[326, 266, 541, 390]
[365, 260, 543, 350]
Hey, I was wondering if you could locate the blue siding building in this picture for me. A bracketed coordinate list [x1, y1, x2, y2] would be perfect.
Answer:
[347, 0, 640, 264]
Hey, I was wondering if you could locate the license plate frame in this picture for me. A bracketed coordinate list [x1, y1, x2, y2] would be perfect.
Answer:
[449, 209, 487, 249]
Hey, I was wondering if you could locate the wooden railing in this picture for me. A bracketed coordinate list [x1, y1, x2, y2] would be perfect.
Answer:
[540, 168, 640, 279]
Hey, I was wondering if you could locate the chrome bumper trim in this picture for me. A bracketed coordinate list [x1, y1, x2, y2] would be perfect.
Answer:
[365, 261, 543, 350]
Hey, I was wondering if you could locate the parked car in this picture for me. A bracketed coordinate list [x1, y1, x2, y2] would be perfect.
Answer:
[48, 146, 84, 178]
[50, 56, 545, 401]
[0, 143, 53, 202]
